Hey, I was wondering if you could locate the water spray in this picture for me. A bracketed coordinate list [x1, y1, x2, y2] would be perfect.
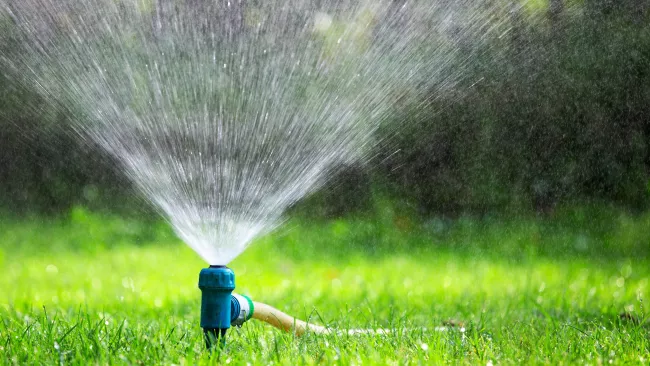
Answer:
[2, 0, 499, 350]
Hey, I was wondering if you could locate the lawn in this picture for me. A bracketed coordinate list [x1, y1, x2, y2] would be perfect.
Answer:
[1, 206, 649, 364]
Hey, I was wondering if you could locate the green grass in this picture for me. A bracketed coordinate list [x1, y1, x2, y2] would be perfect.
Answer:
[1, 206, 649, 364]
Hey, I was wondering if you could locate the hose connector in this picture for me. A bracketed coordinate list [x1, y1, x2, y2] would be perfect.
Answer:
[231, 293, 254, 327]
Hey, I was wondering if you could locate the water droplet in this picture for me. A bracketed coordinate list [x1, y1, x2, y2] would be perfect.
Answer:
[331, 278, 342, 289]
[45, 264, 58, 274]
[122, 277, 134, 289]
[621, 264, 633, 277]
[313, 12, 332, 32]
[616, 277, 625, 288]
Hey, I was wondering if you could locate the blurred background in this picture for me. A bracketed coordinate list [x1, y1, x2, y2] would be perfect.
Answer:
[1, 0, 649, 257]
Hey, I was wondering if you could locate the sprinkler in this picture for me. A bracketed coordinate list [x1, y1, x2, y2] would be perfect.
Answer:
[197, 264, 328, 349]
[198, 266, 253, 349]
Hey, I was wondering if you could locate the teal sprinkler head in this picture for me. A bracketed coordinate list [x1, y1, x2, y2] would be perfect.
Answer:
[198, 266, 253, 349]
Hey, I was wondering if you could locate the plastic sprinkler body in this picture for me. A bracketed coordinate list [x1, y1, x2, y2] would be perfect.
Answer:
[198, 265, 235, 349]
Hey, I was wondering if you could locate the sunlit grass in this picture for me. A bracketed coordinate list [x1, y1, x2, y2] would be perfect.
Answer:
[1, 207, 649, 364]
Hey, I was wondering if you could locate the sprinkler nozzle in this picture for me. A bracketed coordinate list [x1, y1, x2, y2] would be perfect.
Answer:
[198, 266, 253, 349]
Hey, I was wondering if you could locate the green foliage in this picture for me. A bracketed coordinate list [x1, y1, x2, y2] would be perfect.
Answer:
[0, 209, 649, 364]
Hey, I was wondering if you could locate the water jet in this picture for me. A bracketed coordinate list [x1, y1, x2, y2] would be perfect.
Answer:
[0, 0, 512, 350]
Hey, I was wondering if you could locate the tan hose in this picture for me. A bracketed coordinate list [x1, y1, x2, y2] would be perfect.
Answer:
[251, 301, 328, 336]
[250, 301, 444, 336]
